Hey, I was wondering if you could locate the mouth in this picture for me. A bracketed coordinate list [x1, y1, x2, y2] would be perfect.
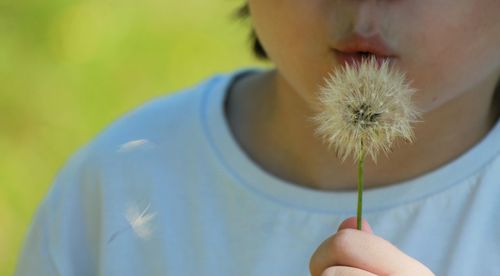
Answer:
[333, 50, 396, 68]
[333, 34, 397, 68]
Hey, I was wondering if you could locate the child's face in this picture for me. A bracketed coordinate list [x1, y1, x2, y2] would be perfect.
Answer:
[248, 0, 500, 113]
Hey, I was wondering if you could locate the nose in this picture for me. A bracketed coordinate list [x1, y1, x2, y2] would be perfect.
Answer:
[350, 0, 381, 37]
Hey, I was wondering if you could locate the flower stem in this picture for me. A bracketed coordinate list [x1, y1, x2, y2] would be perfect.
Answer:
[357, 143, 365, 230]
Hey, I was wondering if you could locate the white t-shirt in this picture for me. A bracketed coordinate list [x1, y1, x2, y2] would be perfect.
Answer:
[16, 68, 500, 276]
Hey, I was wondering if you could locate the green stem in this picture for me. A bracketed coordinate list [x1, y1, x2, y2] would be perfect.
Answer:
[357, 143, 365, 230]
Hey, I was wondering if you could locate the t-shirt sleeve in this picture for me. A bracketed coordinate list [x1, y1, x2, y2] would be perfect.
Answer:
[15, 146, 102, 276]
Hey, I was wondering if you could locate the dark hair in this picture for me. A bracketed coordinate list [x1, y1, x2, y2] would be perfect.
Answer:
[234, 3, 269, 60]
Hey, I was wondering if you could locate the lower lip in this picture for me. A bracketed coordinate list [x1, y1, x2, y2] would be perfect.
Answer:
[333, 50, 395, 68]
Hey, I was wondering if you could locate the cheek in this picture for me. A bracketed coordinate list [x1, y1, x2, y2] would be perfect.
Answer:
[249, 1, 333, 102]
[400, 3, 500, 112]
[250, 1, 326, 63]
[249, 1, 308, 61]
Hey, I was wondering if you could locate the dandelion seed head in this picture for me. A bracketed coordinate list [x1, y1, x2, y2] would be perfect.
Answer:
[312, 56, 421, 163]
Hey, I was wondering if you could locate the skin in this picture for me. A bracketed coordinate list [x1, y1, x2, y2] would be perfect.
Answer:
[309, 217, 434, 275]
[225, 0, 500, 274]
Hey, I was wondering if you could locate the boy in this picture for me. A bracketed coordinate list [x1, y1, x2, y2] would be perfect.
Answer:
[17, 0, 499, 275]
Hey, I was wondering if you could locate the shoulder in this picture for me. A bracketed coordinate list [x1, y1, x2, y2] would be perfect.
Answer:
[80, 71, 242, 161]
[42, 67, 266, 205]
[91, 74, 223, 152]
[45, 72, 236, 192]
[48, 69, 259, 184]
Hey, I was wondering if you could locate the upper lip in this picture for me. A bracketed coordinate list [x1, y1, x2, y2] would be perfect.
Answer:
[334, 34, 396, 57]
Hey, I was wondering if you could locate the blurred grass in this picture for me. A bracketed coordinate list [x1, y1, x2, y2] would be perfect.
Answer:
[0, 0, 267, 274]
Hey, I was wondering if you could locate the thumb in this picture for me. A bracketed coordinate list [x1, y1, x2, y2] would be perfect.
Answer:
[337, 216, 373, 234]
[309, 217, 375, 275]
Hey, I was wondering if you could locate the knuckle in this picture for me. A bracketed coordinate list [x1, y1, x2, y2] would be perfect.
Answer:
[329, 229, 355, 252]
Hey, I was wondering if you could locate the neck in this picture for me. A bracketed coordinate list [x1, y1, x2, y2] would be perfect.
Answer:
[226, 69, 500, 191]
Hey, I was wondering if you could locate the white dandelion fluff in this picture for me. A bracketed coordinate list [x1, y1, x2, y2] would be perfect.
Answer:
[107, 203, 157, 244]
[125, 203, 157, 240]
[117, 139, 155, 153]
[312, 55, 421, 163]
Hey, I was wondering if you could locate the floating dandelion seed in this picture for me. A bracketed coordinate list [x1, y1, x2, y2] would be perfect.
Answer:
[108, 203, 157, 244]
[117, 139, 155, 153]
[125, 203, 157, 240]
[312, 56, 421, 229]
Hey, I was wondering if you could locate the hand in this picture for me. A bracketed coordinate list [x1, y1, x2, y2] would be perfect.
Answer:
[309, 217, 434, 276]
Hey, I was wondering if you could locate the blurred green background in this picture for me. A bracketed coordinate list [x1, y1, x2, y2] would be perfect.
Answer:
[0, 0, 267, 274]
